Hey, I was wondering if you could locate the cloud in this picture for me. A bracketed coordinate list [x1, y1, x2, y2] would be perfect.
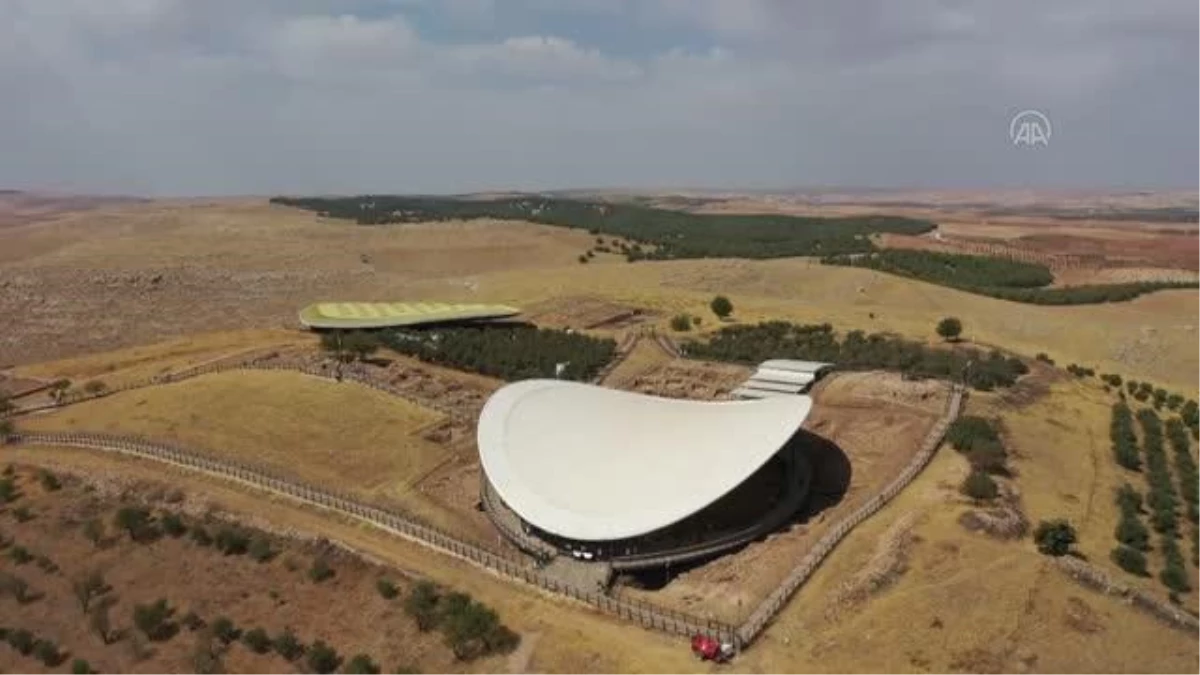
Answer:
[0, 0, 1194, 195]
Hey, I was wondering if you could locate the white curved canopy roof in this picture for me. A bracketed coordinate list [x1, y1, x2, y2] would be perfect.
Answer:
[478, 379, 812, 541]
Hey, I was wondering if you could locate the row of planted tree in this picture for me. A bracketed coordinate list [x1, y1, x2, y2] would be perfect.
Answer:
[1108, 401, 1197, 596]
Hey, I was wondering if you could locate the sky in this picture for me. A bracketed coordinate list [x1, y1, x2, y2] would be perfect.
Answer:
[0, 0, 1196, 196]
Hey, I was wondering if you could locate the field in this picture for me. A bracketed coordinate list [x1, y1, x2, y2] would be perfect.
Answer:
[17, 370, 485, 539]
[2, 190, 1198, 673]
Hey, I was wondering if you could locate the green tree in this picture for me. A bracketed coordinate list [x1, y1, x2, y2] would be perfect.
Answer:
[343, 331, 381, 362]
[160, 512, 187, 537]
[71, 658, 93, 674]
[936, 316, 963, 341]
[1110, 546, 1148, 576]
[709, 295, 734, 320]
[669, 314, 692, 332]
[248, 537, 274, 563]
[1033, 519, 1077, 556]
[1114, 517, 1150, 551]
[961, 469, 998, 501]
[33, 639, 62, 666]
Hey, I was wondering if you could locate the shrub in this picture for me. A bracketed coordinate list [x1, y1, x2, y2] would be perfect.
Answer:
[181, 610, 205, 631]
[72, 569, 107, 612]
[83, 518, 104, 547]
[33, 638, 62, 666]
[0, 571, 32, 603]
[160, 512, 187, 537]
[936, 317, 963, 341]
[8, 628, 35, 655]
[307, 640, 342, 674]
[248, 537, 274, 563]
[966, 439, 1009, 475]
[273, 628, 305, 661]
[960, 470, 999, 501]
[376, 578, 399, 600]
[114, 506, 154, 542]
[669, 314, 693, 332]
[946, 416, 1000, 452]
[0, 477, 18, 503]
[404, 581, 441, 631]
[577, 254, 588, 264]
[12, 506, 32, 522]
[214, 527, 249, 555]
[241, 627, 272, 654]
[1035, 352, 1055, 365]
[89, 601, 113, 644]
[210, 616, 240, 644]
[1033, 519, 1077, 556]
[37, 470, 61, 492]
[1111, 546, 1148, 576]
[190, 525, 213, 547]
[71, 658, 93, 674]
[9, 545, 32, 564]
[133, 598, 176, 641]
[345, 653, 381, 674]
[309, 557, 335, 583]
[710, 295, 734, 319]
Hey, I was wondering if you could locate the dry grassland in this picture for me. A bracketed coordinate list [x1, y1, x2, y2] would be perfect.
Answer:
[3, 199, 1195, 394]
[736, 441, 1198, 674]
[0, 445, 699, 674]
[17, 370, 476, 534]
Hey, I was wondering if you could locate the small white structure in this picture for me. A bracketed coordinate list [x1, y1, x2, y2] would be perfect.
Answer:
[732, 359, 834, 400]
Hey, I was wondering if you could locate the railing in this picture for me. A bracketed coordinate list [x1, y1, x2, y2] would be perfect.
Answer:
[7, 430, 738, 647]
[734, 383, 964, 644]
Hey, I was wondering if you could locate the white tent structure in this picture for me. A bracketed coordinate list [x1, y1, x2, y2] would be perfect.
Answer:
[477, 379, 813, 542]
[731, 359, 834, 400]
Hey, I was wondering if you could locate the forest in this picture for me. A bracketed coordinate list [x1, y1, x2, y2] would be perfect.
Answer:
[378, 325, 615, 382]
[682, 321, 1028, 391]
[821, 249, 1197, 305]
[269, 195, 935, 260]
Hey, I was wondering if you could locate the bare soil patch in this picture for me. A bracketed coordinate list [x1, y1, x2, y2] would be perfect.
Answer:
[613, 371, 948, 623]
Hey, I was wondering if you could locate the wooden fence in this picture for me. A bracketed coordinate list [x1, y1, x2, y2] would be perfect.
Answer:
[734, 383, 963, 644]
[7, 354, 964, 652]
[6, 430, 737, 646]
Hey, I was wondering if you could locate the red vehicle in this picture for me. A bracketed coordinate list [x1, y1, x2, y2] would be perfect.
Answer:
[690, 634, 734, 663]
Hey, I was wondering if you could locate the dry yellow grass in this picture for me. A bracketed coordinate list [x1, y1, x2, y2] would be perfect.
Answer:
[735, 441, 1198, 673]
[18, 370, 469, 528]
[440, 257, 1198, 395]
[15, 328, 310, 388]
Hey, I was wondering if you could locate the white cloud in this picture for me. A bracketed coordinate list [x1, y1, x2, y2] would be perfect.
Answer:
[0, 0, 1193, 195]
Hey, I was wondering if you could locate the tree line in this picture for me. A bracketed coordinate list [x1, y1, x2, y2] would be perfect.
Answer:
[379, 326, 616, 382]
[820, 249, 1197, 305]
[1136, 408, 1191, 594]
[270, 195, 935, 260]
[681, 321, 1028, 391]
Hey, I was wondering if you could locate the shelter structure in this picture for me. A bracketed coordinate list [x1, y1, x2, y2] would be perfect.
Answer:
[731, 359, 834, 400]
[299, 301, 520, 330]
[477, 379, 814, 569]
